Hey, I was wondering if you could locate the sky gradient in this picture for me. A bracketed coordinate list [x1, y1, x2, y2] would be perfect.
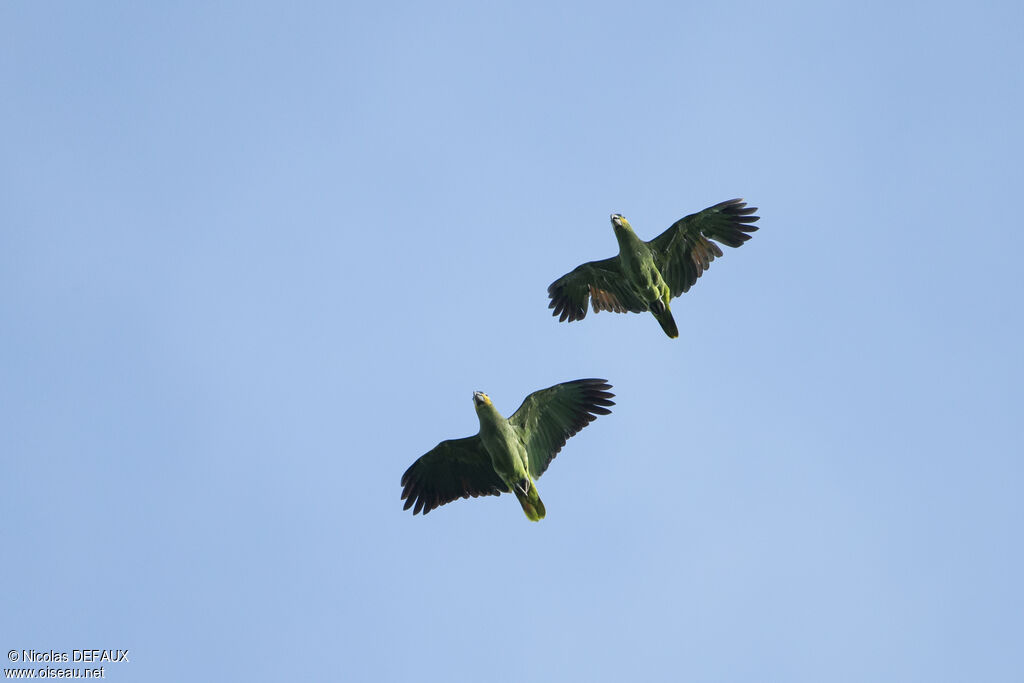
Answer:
[3, 1, 1023, 681]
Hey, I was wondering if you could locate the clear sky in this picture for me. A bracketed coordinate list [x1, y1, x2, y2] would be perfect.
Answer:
[2, 1, 1022, 681]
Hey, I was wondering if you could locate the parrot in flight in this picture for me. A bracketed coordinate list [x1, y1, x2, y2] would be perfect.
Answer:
[548, 199, 760, 338]
[401, 379, 614, 521]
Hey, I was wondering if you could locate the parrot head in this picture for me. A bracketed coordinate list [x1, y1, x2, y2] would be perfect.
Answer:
[610, 214, 632, 231]
[472, 391, 492, 408]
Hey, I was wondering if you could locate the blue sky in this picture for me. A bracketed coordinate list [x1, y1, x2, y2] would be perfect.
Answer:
[2, 1, 1022, 681]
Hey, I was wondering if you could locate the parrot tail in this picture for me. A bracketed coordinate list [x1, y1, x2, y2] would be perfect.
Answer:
[513, 479, 546, 522]
[650, 300, 679, 338]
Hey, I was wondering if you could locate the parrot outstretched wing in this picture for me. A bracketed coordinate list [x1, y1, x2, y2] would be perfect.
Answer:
[645, 198, 760, 298]
[401, 436, 508, 515]
[509, 379, 615, 478]
[547, 258, 647, 322]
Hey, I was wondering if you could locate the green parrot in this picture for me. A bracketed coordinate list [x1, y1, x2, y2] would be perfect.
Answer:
[401, 379, 614, 521]
[548, 199, 760, 338]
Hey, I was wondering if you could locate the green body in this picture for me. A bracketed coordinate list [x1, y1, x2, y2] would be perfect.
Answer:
[613, 218, 677, 337]
[476, 401, 529, 486]
[475, 400, 544, 520]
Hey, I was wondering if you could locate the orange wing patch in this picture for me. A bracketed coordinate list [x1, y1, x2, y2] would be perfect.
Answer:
[589, 285, 628, 313]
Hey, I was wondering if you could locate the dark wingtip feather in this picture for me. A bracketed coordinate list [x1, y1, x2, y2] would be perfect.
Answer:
[548, 278, 591, 323]
[703, 199, 761, 249]
[577, 379, 616, 415]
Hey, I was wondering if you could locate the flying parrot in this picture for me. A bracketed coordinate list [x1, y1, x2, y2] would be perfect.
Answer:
[547, 199, 760, 338]
[400, 379, 614, 521]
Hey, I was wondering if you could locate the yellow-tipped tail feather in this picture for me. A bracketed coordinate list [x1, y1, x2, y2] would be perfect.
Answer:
[513, 480, 546, 521]
[651, 301, 678, 338]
